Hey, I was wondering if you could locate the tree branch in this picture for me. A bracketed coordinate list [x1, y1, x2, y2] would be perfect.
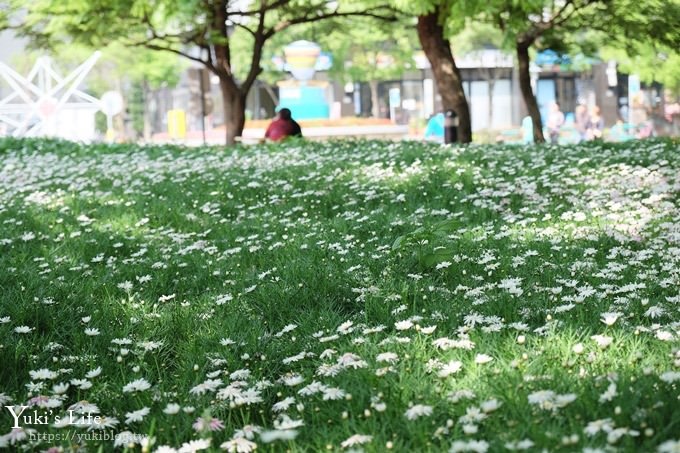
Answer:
[238, 0, 292, 16]
[138, 10, 209, 49]
[241, 1, 268, 94]
[234, 22, 256, 37]
[267, 6, 399, 37]
[540, 0, 581, 31]
[139, 42, 208, 67]
[519, 0, 581, 45]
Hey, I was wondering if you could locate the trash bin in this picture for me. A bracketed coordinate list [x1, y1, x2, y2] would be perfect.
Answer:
[444, 109, 458, 144]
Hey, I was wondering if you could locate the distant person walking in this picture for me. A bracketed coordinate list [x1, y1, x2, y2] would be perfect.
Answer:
[586, 105, 604, 140]
[546, 102, 565, 144]
[264, 108, 302, 142]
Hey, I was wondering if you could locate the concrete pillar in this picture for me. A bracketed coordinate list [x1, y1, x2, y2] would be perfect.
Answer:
[512, 65, 525, 125]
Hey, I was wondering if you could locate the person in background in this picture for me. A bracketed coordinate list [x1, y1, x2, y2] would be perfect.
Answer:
[664, 98, 680, 123]
[636, 120, 655, 139]
[630, 93, 648, 128]
[424, 112, 445, 143]
[586, 105, 604, 140]
[546, 102, 565, 144]
[574, 104, 589, 142]
[264, 108, 302, 142]
[609, 117, 634, 142]
[521, 116, 534, 144]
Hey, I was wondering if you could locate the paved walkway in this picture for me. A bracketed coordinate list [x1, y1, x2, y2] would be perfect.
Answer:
[152, 124, 411, 145]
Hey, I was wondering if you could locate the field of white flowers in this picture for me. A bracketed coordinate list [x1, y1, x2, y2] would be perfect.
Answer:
[0, 137, 679, 452]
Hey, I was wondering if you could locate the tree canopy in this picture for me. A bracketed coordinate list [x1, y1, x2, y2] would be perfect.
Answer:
[591, 0, 680, 93]
[5, 0, 679, 144]
[16, 0, 398, 144]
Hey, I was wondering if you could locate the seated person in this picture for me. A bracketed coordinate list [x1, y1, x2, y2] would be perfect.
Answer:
[586, 105, 604, 140]
[546, 102, 565, 144]
[608, 118, 634, 142]
[264, 108, 302, 141]
[636, 120, 654, 139]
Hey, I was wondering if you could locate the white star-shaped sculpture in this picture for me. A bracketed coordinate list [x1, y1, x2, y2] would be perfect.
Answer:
[0, 52, 101, 137]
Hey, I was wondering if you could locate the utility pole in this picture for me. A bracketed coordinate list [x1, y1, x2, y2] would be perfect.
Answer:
[199, 68, 206, 145]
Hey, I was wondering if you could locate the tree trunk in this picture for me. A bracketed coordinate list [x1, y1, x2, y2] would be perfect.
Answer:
[220, 76, 246, 145]
[487, 72, 495, 130]
[416, 10, 472, 143]
[142, 79, 152, 141]
[369, 80, 380, 118]
[516, 42, 545, 143]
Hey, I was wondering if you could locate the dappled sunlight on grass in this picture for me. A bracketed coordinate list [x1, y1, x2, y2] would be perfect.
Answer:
[0, 137, 679, 451]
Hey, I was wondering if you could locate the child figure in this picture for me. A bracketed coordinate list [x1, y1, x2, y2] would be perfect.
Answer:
[586, 105, 604, 140]
[546, 102, 565, 144]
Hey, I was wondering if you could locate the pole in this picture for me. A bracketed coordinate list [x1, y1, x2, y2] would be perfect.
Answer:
[199, 68, 206, 145]
[106, 114, 114, 142]
[254, 80, 261, 120]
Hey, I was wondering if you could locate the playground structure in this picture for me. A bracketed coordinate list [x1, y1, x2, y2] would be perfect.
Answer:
[0, 53, 101, 141]
[276, 40, 333, 120]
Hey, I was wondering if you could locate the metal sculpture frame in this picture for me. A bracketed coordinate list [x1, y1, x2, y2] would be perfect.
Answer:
[0, 52, 101, 137]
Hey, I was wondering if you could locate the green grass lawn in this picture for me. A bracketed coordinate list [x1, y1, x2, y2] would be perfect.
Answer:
[0, 137, 679, 452]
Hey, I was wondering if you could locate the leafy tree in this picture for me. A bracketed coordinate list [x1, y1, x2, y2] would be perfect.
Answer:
[324, 18, 415, 118]
[13, 41, 184, 139]
[452, 21, 507, 131]
[603, 45, 680, 95]
[18, 0, 396, 145]
[392, 0, 472, 142]
[592, 0, 680, 94]
[128, 82, 146, 136]
[452, 21, 504, 54]
[18, 42, 184, 94]
[416, 7, 472, 142]
[264, 17, 418, 118]
[94, 43, 186, 140]
[477, 0, 680, 143]
[594, 0, 680, 50]
[480, 0, 605, 143]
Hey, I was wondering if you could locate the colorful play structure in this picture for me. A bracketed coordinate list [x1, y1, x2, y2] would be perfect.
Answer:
[276, 40, 333, 120]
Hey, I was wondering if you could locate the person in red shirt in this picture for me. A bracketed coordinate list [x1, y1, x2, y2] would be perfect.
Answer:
[264, 108, 302, 141]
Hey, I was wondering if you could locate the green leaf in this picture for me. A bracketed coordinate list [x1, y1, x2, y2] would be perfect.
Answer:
[422, 247, 454, 267]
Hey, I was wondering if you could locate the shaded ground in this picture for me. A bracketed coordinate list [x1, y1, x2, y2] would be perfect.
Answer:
[0, 137, 678, 452]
